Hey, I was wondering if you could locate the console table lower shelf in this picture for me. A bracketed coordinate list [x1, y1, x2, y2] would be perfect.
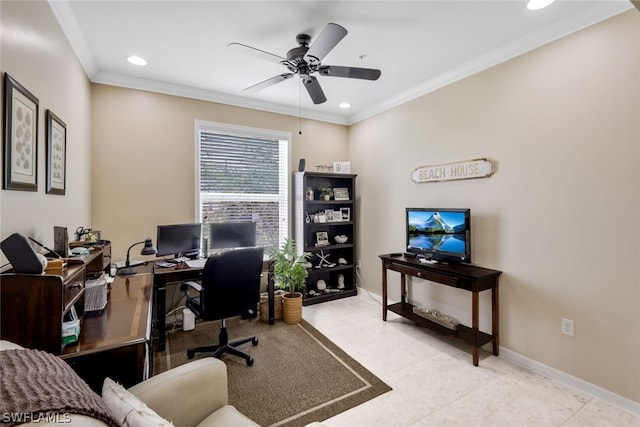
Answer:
[387, 302, 494, 348]
[380, 254, 502, 366]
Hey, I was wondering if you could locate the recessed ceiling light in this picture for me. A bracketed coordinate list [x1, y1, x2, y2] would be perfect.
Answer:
[127, 55, 147, 66]
[339, 102, 351, 109]
[527, 0, 555, 11]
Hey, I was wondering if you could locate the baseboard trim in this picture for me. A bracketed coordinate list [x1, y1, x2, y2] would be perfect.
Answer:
[358, 290, 639, 416]
[500, 347, 640, 417]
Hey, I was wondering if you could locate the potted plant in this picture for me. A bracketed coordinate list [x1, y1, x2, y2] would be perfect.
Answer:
[319, 186, 333, 201]
[270, 238, 310, 324]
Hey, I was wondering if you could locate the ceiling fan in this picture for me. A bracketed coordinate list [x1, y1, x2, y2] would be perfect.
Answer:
[228, 23, 381, 105]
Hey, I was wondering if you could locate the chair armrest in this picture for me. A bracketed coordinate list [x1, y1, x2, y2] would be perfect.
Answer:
[180, 280, 202, 292]
[128, 358, 228, 426]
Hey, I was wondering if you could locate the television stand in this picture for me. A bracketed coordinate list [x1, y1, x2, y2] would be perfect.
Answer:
[379, 254, 502, 366]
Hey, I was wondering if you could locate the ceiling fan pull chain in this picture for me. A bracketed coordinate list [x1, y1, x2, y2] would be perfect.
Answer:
[298, 80, 303, 135]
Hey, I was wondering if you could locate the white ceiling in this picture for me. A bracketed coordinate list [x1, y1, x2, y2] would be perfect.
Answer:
[49, 0, 632, 125]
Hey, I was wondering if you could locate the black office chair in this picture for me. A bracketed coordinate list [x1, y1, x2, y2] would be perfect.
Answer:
[180, 246, 264, 366]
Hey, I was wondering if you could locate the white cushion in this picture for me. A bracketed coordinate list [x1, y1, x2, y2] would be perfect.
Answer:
[102, 377, 174, 426]
[196, 405, 260, 427]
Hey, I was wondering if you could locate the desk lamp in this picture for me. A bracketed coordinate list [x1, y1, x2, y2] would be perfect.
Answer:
[118, 238, 157, 276]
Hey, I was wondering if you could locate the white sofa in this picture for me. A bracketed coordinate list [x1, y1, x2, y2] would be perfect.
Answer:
[0, 340, 259, 426]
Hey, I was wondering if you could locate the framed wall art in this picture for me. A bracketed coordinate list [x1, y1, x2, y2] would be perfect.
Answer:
[46, 110, 66, 195]
[3, 73, 39, 191]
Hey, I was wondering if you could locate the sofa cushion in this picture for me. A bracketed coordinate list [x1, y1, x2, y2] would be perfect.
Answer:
[102, 378, 173, 426]
[196, 405, 260, 427]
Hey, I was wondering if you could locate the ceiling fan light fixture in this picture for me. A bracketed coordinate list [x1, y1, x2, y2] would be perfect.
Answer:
[339, 102, 351, 109]
[527, 0, 555, 11]
[127, 55, 147, 66]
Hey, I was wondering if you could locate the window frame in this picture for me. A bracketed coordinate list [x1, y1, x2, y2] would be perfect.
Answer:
[194, 120, 292, 253]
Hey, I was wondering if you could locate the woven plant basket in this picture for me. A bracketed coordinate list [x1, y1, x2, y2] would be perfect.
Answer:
[282, 292, 303, 324]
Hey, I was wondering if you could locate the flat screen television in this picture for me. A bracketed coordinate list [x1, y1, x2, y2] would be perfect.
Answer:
[209, 221, 256, 249]
[156, 223, 202, 258]
[406, 208, 471, 264]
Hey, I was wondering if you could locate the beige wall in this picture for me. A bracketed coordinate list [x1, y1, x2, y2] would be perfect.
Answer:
[90, 85, 348, 261]
[2, 0, 638, 408]
[350, 11, 640, 403]
[0, 1, 92, 262]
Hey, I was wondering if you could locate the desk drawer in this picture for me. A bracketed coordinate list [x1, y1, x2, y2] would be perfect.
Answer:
[392, 264, 459, 287]
[64, 277, 84, 310]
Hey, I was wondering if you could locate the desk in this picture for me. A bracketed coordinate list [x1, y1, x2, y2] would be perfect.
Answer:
[61, 270, 152, 393]
[152, 259, 275, 351]
[380, 254, 502, 366]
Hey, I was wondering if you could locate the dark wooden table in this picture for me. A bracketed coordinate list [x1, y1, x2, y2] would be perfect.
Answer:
[380, 254, 502, 366]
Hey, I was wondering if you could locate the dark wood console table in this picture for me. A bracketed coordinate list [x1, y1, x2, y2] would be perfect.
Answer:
[379, 254, 502, 366]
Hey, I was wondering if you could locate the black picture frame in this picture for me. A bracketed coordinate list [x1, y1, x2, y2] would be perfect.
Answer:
[3, 73, 39, 191]
[46, 110, 66, 195]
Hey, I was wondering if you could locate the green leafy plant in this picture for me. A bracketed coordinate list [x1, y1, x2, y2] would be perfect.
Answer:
[319, 185, 333, 198]
[270, 238, 310, 296]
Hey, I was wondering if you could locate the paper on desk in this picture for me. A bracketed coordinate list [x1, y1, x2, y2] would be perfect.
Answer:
[185, 259, 206, 269]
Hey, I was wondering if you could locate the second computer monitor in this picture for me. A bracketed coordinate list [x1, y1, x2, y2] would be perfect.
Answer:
[209, 221, 256, 249]
[156, 223, 202, 258]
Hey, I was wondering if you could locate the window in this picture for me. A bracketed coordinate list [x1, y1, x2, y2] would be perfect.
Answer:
[195, 120, 290, 255]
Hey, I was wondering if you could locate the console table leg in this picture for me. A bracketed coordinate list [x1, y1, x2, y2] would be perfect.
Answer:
[472, 290, 479, 367]
[382, 263, 388, 321]
[492, 280, 500, 356]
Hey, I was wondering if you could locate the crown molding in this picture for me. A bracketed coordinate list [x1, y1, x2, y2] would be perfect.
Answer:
[49, 0, 632, 127]
[91, 71, 349, 125]
[347, 1, 633, 125]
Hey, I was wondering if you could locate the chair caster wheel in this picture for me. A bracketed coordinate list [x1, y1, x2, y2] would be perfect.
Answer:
[252, 337, 259, 346]
[187, 349, 195, 359]
[246, 357, 254, 366]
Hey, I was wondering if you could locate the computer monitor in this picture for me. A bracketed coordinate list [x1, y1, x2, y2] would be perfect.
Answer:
[209, 222, 256, 249]
[156, 223, 202, 258]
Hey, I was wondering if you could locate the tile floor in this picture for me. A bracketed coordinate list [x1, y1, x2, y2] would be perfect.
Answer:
[302, 290, 640, 427]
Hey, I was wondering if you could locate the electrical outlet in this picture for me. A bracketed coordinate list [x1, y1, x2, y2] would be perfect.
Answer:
[356, 259, 361, 269]
[561, 318, 574, 336]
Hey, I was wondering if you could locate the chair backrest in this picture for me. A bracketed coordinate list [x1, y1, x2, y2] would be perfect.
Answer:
[200, 246, 264, 320]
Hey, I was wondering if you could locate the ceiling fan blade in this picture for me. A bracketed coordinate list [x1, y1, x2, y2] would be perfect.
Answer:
[318, 66, 381, 80]
[244, 73, 294, 93]
[304, 23, 347, 64]
[227, 42, 286, 64]
[302, 76, 327, 104]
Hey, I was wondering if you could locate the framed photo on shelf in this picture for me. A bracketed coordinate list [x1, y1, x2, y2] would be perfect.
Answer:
[340, 207, 351, 221]
[333, 187, 349, 201]
[46, 110, 66, 195]
[3, 73, 39, 191]
[325, 209, 334, 222]
[315, 231, 329, 246]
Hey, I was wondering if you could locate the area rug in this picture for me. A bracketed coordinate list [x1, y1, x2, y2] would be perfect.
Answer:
[154, 317, 391, 427]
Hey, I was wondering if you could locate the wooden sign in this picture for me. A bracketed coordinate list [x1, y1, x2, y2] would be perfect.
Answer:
[412, 158, 495, 183]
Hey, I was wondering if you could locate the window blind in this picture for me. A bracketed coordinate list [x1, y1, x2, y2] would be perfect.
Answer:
[197, 124, 289, 254]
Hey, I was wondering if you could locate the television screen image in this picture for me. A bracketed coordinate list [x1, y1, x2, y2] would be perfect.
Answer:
[156, 223, 202, 257]
[406, 208, 471, 263]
